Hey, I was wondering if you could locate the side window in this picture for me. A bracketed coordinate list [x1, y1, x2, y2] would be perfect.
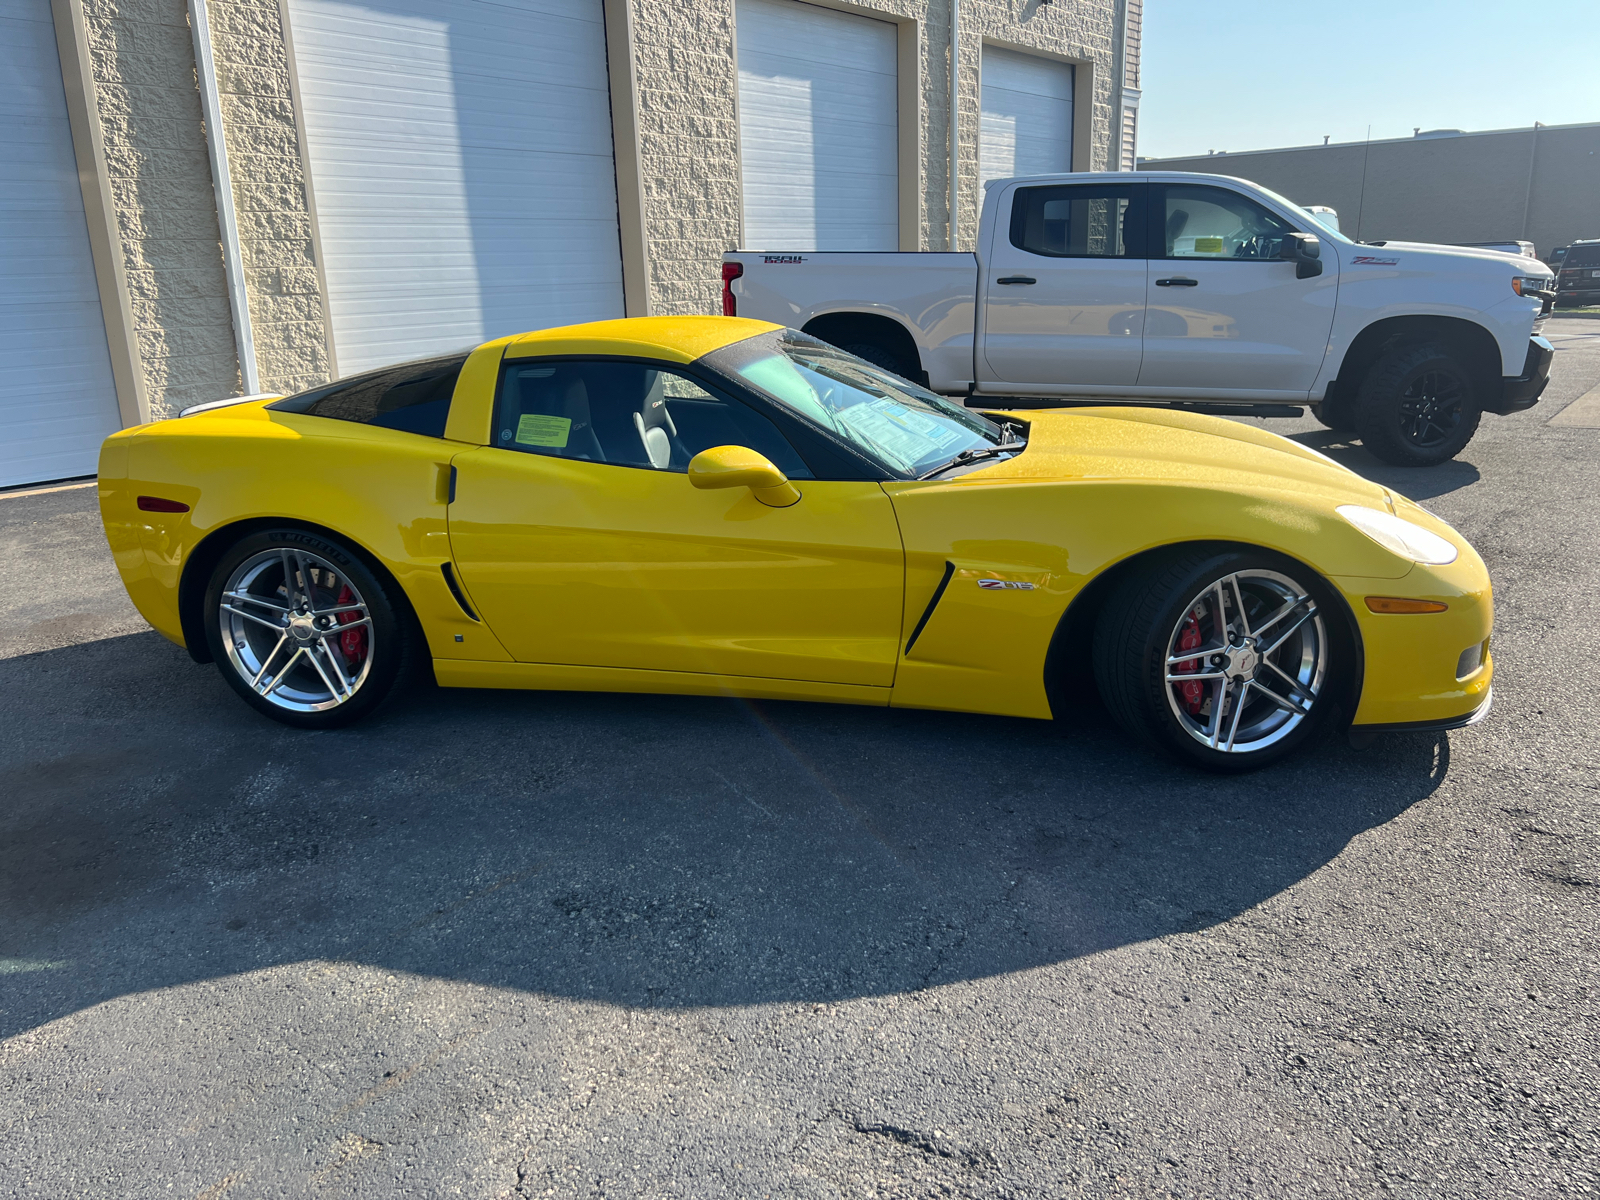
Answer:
[269, 354, 466, 438]
[494, 359, 813, 479]
[1009, 184, 1145, 258]
[1158, 185, 1294, 261]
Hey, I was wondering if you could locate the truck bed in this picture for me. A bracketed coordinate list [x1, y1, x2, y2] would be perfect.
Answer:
[726, 251, 978, 393]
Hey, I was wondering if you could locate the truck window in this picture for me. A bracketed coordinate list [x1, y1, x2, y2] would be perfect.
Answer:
[1008, 183, 1146, 259]
[1155, 185, 1295, 261]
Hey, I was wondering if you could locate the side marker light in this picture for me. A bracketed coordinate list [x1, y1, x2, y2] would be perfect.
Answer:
[137, 496, 190, 513]
[1365, 596, 1448, 614]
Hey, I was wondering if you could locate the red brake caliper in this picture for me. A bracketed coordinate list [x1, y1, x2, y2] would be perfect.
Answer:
[1174, 611, 1206, 715]
[335, 585, 367, 664]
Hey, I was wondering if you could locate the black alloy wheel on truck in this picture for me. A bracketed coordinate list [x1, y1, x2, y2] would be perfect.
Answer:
[1353, 341, 1483, 467]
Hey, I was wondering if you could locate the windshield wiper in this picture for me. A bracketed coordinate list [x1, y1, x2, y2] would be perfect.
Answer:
[918, 440, 1028, 480]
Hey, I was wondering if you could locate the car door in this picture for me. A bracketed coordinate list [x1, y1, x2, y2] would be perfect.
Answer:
[447, 357, 905, 686]
[979, 180, 1148, 390]
[1137, 183, 1338, 396]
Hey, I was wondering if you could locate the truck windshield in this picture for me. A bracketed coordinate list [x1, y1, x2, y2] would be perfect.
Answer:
[716, 330, 1006, 477]
[1251, 185, 1354, 244]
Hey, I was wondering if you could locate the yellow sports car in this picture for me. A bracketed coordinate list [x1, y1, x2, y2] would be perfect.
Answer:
[98, 316, 1492, 771]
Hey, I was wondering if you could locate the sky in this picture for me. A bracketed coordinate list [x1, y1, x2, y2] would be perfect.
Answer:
[1138, 0, 1600, 160]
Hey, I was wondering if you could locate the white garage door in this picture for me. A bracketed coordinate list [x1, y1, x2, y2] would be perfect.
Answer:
[979, 46, 1074, 188]
[286, 0, 626, 377]
[1, 0, 122, 487]
[736, 0, 898, 251]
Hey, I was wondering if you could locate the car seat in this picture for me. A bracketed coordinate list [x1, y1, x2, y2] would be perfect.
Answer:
[632, 372, 679, 469]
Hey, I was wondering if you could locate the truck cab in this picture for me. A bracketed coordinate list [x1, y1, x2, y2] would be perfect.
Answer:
[725, 172, 1555, 466]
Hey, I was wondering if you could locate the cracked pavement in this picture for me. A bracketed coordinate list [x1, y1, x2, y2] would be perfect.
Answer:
[1, 316, 1597, 1197]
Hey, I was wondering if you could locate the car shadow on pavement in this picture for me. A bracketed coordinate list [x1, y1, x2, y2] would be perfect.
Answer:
[0, 630, 1450, 1038]
[1287, 430, 1482, 500]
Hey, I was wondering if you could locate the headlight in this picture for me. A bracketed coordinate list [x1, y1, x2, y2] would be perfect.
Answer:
[1512, 275, 1551, 297]
[1336, 505, 1459, 565]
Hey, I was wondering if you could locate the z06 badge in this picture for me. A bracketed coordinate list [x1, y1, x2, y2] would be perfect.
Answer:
[978, 579, 1036, 590]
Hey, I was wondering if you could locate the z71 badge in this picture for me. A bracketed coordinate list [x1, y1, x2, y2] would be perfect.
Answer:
[978, 579, 1036, 590]
[1350, 255, 1400, 266]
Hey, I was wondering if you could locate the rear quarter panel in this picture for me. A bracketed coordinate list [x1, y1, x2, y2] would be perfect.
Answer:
[726, 251, 979, 390]
[103, 407, 508, 662]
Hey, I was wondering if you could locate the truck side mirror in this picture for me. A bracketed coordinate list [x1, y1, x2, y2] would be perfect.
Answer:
[1281, 232, 1324, 279]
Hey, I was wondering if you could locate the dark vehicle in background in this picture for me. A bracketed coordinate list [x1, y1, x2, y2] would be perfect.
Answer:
[1555, 240, 1600, 306]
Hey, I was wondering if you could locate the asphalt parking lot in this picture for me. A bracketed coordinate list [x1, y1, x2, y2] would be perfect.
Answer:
[3, 317, 1598, 1199]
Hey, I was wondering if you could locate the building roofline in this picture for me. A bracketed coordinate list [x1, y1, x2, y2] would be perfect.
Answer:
[1138, 119, 1600, 164]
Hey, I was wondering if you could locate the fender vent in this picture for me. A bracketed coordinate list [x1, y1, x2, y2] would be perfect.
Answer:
[440, 562, 479, 621]
[904, 561, 956, 656]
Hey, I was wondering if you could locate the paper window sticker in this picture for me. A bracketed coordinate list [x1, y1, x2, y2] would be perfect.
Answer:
[516, 414, 572, 447]
[1193, 236, 1225, 254]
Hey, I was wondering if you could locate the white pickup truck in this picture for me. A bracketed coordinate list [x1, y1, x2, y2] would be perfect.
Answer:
[722, 172, 1555, 466]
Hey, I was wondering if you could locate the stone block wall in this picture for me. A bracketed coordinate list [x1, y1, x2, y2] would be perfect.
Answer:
[82, 0, 240, 417]
[630, 2, 745, 317]
[206, 0, 328, 395]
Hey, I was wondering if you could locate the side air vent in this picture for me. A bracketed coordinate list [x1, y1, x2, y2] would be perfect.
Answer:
[440, 562, 479, 621]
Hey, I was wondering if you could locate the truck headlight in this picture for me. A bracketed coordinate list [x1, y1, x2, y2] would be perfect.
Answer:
[1336, 505, 1459, 565]
[1512, 276, 1551, 297]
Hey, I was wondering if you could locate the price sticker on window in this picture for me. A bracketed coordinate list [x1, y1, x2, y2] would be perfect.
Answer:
[516, 414, 571, 447]
[1193, 236, 1224, 254]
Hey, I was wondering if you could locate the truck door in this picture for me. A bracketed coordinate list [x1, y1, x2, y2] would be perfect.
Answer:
[979, 181, 1148, 390]
[1137, 183, 1337, 396]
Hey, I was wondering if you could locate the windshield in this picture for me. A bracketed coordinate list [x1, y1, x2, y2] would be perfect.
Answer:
[714, 330, 1008, 477]
[1251, 184, 1354, 244]
[1305, 208, 1341, 234]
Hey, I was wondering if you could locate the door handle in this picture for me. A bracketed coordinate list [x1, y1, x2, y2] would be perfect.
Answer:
[1155, 277, 1199, 287]
[996, 275, 1036, 285]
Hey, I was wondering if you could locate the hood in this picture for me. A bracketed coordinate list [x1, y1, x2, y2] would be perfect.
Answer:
[1346, 241, 1554, 277]
[975, 406, 1391, 507]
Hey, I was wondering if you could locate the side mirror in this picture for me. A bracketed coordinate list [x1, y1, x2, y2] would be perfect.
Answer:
[687, 445, 801, 508]
[1281, 232, 1324, 279]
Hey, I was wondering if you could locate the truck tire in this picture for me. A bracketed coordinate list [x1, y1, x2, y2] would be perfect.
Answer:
[1353, 341, 1483, 467]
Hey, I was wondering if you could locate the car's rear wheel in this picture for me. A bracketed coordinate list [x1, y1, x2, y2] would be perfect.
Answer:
[203, 528, 415, 728]
[1354, 341, 1482, 466]
[1093, 549, 1344, 772]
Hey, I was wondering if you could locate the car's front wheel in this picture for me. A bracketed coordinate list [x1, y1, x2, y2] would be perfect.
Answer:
[1093, 549, 1345, 772]
[203, 528, 416, 728]
[1354, 341, 1483, 466]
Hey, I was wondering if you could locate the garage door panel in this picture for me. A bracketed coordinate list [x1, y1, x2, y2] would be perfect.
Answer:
[1, 0, 122, 487]
[288, 0, 625, 377]
[736, 0, 898, 252]
[979, 46, 1074, 187]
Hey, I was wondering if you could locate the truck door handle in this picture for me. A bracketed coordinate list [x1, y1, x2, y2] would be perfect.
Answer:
[1155, 277, 1199, 287]
[996, 275, 1036, 285]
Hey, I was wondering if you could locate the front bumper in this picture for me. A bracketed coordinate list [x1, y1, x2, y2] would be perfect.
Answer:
[1488, 336, 1553, 415]
[1351, 686, 1492, 735]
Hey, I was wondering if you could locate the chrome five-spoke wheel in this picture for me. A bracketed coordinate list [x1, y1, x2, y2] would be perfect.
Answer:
[1163, 569, 1326, 754]
[220, 546, 375, 712]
